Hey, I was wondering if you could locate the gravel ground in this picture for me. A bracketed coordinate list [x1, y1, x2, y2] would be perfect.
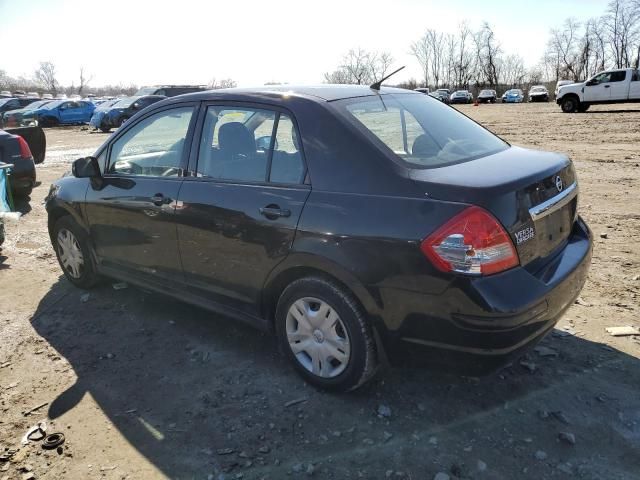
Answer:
[1, 103, 639, 480]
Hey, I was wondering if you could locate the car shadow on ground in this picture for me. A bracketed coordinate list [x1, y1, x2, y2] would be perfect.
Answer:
[30, 278, 640, 480]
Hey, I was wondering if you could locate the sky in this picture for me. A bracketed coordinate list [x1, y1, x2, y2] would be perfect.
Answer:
[0, 0, 609, 89]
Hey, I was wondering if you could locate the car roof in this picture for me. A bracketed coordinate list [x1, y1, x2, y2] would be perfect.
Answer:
[165, 85, 420, 103]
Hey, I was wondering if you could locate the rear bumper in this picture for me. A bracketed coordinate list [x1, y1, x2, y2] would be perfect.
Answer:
[8, 158, 36, 190]
[377, 218, 592, 370]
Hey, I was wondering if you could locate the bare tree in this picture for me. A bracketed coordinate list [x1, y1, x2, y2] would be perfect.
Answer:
[604, 0, 640, 68]
[454, 22, 476, 89]
[501, 54, 526, 87]
[410, 33, 432, 87]
[78, 66, 94, 95]
[324, 48, 394, 85]
[34, 61, 59, 95]
[474, 22, 502, 87]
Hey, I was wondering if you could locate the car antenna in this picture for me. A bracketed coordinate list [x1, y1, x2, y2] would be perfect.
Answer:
[370, 66, 405, 91]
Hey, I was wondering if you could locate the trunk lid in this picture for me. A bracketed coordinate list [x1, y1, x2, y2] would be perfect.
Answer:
[409, 146, 578, 267]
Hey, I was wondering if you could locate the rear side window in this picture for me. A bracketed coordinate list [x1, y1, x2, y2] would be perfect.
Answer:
[337, 94, 507, 168]
[196, 106, 304, 184]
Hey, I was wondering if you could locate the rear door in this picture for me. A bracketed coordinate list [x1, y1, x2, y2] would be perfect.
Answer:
[85, 103, 197, 284]
[175, 104, 310, 316]
[607, 70, 629, 100]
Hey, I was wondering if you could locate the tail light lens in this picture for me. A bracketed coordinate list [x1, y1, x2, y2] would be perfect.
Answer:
[421, 206, 519, 276]
[16, 136, 32, 159]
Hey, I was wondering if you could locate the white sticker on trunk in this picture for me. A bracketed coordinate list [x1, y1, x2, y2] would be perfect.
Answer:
[515, 226, 535, 245]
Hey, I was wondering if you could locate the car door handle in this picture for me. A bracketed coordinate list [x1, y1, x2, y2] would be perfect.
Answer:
[260, 206, 291, 219]
[151, 194, 167, 206]
[604, 85, 610, 88]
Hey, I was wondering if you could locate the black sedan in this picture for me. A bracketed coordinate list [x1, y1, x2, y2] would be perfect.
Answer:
[478, 89, 497, 103]
[46, 86, 592, 391]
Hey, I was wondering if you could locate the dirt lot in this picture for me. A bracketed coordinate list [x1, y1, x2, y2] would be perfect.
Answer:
[1, 103, 639, 480]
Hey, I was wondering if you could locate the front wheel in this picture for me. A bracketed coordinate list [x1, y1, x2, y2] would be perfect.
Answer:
[52, 216, 100, 289]
[275, 277, 378, 391]
[561, 97, 578, 113]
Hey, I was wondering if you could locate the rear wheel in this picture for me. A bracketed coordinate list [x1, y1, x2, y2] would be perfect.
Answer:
[52, 216, 100, 289]
[40, 117, 59, 128]
[275, 277, 378, 391]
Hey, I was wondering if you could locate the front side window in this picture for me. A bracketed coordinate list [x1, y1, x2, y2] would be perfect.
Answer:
[108, 106, 193, 176]
[196, 106, 305, 184]
[337, 94, 508, 168]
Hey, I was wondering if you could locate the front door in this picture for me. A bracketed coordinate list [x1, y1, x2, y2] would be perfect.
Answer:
[176, 105, 310, 316]
[583, 72, 612, 102]
[85, 104, 197, 284]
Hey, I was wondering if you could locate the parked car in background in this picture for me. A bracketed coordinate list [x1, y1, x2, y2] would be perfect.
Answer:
[429, 91, 450, 103]
[42, 93, 54, 100]
[27, 92, 40, 98]
[2, 100, 52, 127]
[90, 95, 166, 132]
[134, 85, 206, 97]
[414, 87, 430, 94]
[556, 68, 640, 113]
[478, 89, 497, 103]
[554, 80, 574, 99]
[503, 89, 524, 103]
[0, 91, 12, 98]
[0, 129, 36, 197]
[450, 90, 473, 104]
[528, 85, 549, 102]
[21, 100, 95, 127]
[45, 85, 592, 391]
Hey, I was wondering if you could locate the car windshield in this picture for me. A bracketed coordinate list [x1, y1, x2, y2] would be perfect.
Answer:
[507, 90, 520, 94]
[114, 97, 139, 108]
[40, 100, 64, 110]
[97, 99, 121, 110]
[531, 87, 546, 92]
[336, 93, 508, 169]
[480, 90, 493, 95]
[24, 100, 50, 109]
[134, 87, 156, 96]
[454, 91, 467, 95]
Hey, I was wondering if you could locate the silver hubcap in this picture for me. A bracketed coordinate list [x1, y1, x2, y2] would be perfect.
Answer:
[286, 297, 351, 378]
[57, 228, 84, 279]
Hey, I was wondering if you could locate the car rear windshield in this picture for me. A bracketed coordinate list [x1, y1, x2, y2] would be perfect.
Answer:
[336, 94, 508, 168]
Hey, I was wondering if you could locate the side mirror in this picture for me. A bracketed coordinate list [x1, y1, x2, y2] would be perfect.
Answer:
[72, 156, 101, 178]
[132, 103, 140, 110]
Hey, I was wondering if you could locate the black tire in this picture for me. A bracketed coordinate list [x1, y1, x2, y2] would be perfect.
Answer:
[100, 126, 111, 133]
[52, 216, 100, 289]
[561, 97, 578, 113]
[40, 117, 59, 128]
[275, 276, 378, 392]
[12, 186, 32, 198]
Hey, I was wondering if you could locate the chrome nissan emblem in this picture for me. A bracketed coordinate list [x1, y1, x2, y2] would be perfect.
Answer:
[555, 175, 564, 192]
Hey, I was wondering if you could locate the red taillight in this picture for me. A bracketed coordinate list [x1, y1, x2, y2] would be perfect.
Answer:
[16, 136, 32, 159]
[421, 206, 519, 276]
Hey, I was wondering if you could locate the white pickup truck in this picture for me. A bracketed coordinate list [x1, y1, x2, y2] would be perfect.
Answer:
[556, 68, 640, 113]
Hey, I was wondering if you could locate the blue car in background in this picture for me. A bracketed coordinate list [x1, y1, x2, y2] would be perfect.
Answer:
[502, 89, 524, 103]
[20, 100, 95, 127]
[90, 95, 165, 132]
[88, 99, 122, 132]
